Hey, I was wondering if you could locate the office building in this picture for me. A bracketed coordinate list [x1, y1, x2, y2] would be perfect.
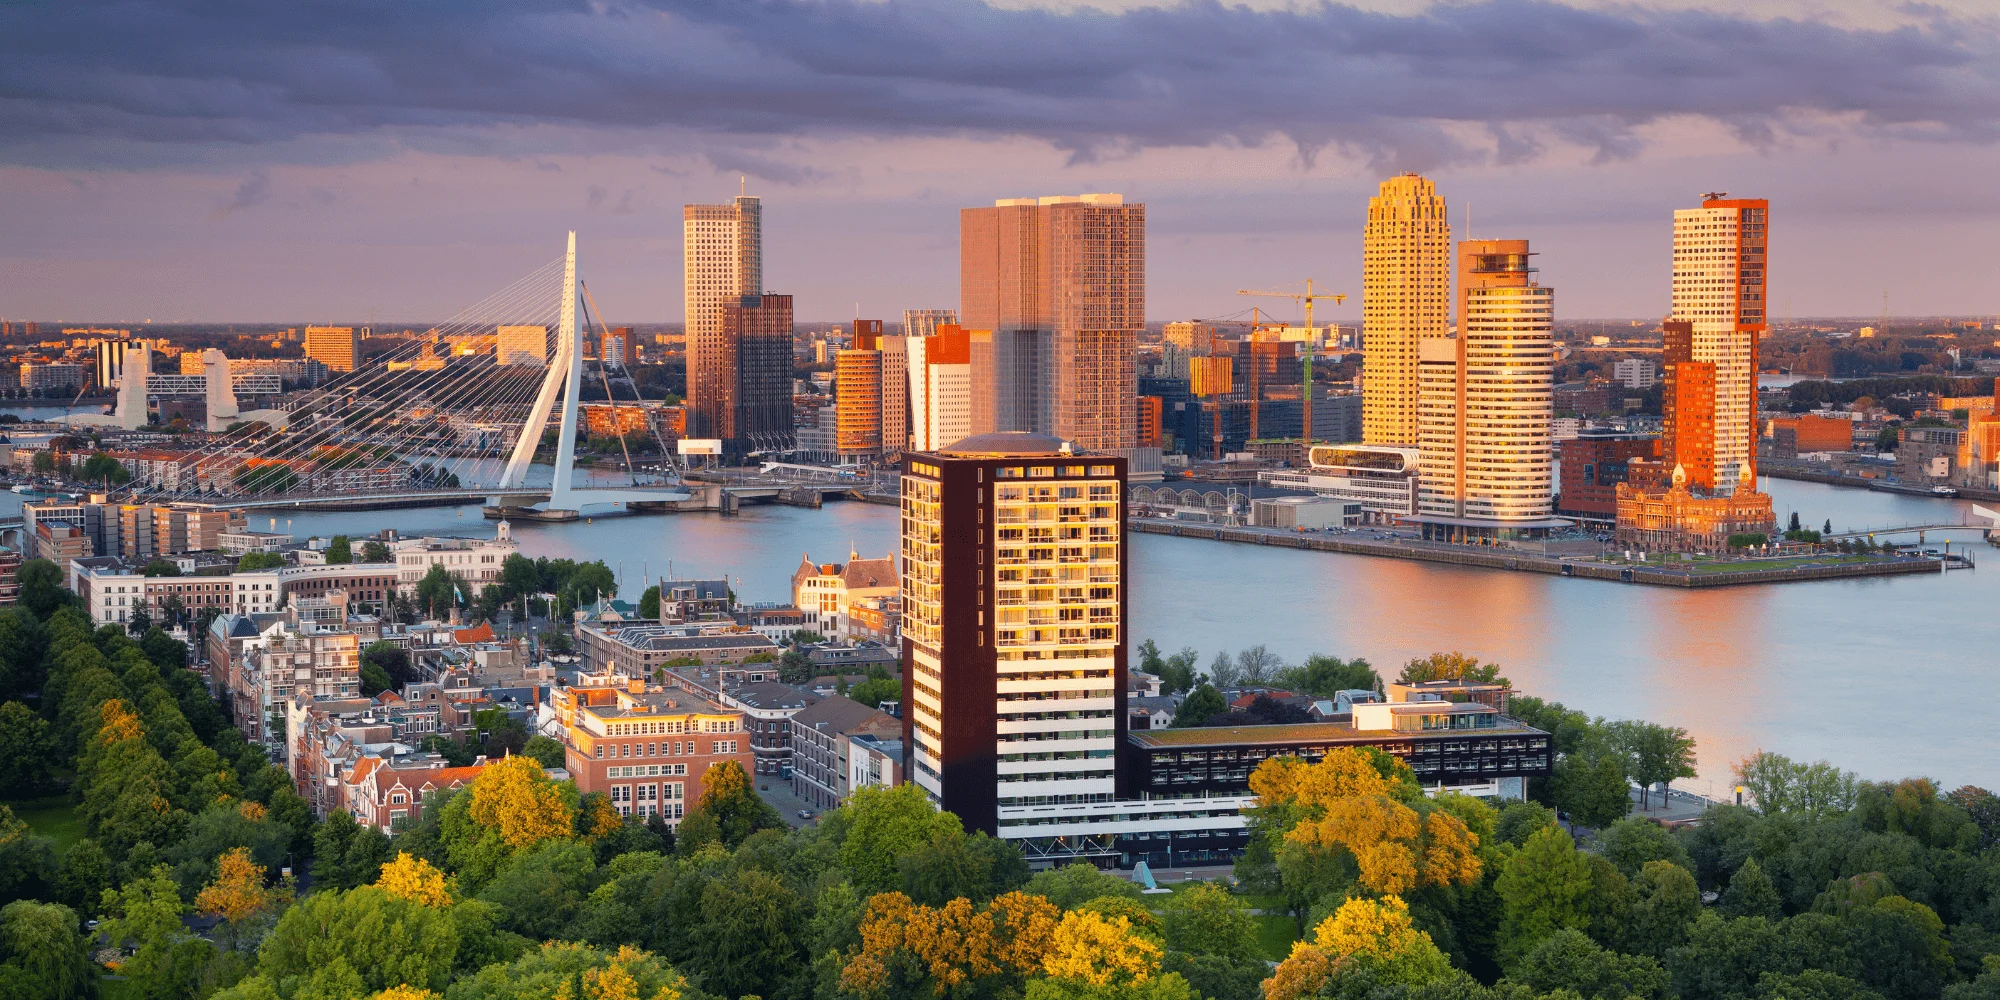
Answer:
[1259, 444, 1421, 523]
[696, 293, 795, 456]
[304, 326, 360, 373]
[495, 325, 548, 366]
[1361, 174, 1451, 446]
[685, 196, 763, 441]
[903, 309, 958, 340]
[1613, 358, 1657, 390]
[834, 321, 907, 459]
[900, 432, 1126, 841]
[604, 326, 636, 369]
[19, 363, 86, 393]
[1557, 432, 1661, 521]
[909, 324, 973, 452]
[1669, 193, 1767, 495]
[1413, 240, 1558, 540]
[960, 194, 1144, 451]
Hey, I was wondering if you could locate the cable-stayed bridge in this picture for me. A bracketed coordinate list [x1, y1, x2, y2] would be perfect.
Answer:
[99, 234, 857, 519]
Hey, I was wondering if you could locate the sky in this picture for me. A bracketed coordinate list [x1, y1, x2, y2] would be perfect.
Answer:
[3, 0, 1998, 326]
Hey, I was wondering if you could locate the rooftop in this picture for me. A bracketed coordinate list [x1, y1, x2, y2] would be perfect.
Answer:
[1128, 716, 1544, 749]
[938, 431, 1072, 457]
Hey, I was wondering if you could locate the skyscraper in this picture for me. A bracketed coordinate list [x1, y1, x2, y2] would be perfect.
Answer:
[304, 326, 360, 373]
[835, 321, 899, 460]
[910, 324, 973, 452]
[904, 309, 960, 451]
[713, 293, 794, 454]
[1361, 175, 1451, 446]
[1414, 240, 1556, 540]
[685, 196, 763, 440]
[1669, 194, 1768, 495]
[900, 432, 1126, 836]
[495, 325, 548, 366]
[1660, 320, 1718, 491]
[959, 194, 1144, 451]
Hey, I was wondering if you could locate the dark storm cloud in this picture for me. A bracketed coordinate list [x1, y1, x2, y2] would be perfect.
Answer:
[3, 0, 1996, 170]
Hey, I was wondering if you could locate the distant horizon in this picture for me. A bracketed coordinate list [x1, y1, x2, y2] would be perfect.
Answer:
[2, 316, 1993, 330]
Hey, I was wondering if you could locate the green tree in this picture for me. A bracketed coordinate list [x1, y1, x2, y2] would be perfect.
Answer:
[17, 560, 70, 618]
[96, 865, 193, 998]
[1596, 817, 1691, 879]
[838, 783, 964, 895]
[235, 552, 285, 572]
[1721, 857, 1784, 919]
[1847, 897, 1953, 1000]
[415, 564, 463, 619]
[522, 735, 566, 770]
[1508, 928, 1668, 1000]
[1553, 751, 1632, 828]
[1615, 722, 1698, 809]
[1495, 825, 1597, 969]
[311, 809, 392, 890]
[777, 648, 815, 685]
[638, 584, 661, 621]
[897, 827, 1028, 906]
[687, 867, 807, 1000]
[362, 640, 416, 689]
[1025, 862, 1144, 911]
[1158, 647, 1201, 696]
[51, 839, 112, 920]
[1757, 970, 1884, 1000]
[1161, 881, 1260, 962]
[1275, 654, 1381, 697]
[0, 899, 100, 1000]
[847, 676, 900, 709]
[680, 759, 779, 851]
[140, 559, 181, 577]
[324, 536, 352, 564]
[500, 554, 541, 601]
[477, 838, 595, 941]
[256, 886, 460, 994]
[360, 540, 390, 563]
[1173, 683, 1226, 727]
[1626, 860, 1701, 960]
[0, 702, 57, 798]
[0, 805, 56, 904]
[1399, 651, 1507, 685]
[446, 940, 691, 1000]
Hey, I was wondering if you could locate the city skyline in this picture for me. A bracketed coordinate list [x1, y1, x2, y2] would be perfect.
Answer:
[4, 1, 1998, 322]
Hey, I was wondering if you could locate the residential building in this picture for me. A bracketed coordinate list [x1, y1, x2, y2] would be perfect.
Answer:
[835, 322, 898, 460]
[685, 196, 762, 442]
[19, 362, 86, 393]
[1413, 240, 1558, 540]
[1613, 358, 1658, 390]
[789, 694, 900, 810]
[603, 326, 636, 368]
[1661, 321, 1718, 490]
[900, 432, 1125, 842]
[33, 521, 91, 568]
[846, 733, 904, 796]
[346, 759, 486, 833]
[791, 552, 898, 636]
[720, 682, 818, 775]
[959, 194, 1144, 452]
[96, 339, 151, 389]
[1557, 432, 1660, 521]
[1361, 174, 1451, 446]
[496, 325, 548, 366]
[577, 622, 781, 679]
[909, 324, 973, 452]
[550, 671, 754, 821]
[1669, 193, 1768, 496]
[392, 521, 518, 595]
[702, 293, 795, 456]
[1897, 426, 1963, 484]
[304, 326, 361, 372]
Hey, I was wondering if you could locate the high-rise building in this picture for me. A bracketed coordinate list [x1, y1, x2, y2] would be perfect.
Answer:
[604, 326, 636, 369]
[95, 340, 151, 390]
[905, 310, 961, 451]
[908, 325, 973, 452]
[1660, 320, 1718, 492]
[1669, 194, 1768, 495]
[900, 432, 1126, 837]
[903, 309, 958, 340]
[835, 322, 888, 459]
[1413, 241, 1556, 539]
[1361, 174, 1451, 446]
[304, 326, 360, 373]
[712, 293, 794, 455]
[685, 196, 763, 440]
[495, 325, 548, 366]
[959, 194, 1144, 450]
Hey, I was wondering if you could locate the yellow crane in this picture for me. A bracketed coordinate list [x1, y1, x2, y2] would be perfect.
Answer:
[1236, 280, 1346, 447]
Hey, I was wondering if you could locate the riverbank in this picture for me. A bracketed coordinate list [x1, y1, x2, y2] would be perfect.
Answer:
[1762, 461, 2000, 503]
[1127, 518, 1944, 587]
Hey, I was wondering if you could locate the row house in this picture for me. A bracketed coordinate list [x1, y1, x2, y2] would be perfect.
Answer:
[344, 758, 486, 832]
[720, 682, 818, 775]
[789, 695, 900, 811]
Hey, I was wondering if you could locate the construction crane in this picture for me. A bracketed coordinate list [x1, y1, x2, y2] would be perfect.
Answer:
[1237, 280, 1346, 448]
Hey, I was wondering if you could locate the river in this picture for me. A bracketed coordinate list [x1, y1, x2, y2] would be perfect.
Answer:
[3, 404, 1992, 791]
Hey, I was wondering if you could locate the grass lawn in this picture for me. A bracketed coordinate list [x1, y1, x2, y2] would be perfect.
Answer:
[5, 796, 85, 852]
[1683, 555, 1879, 574]
[1253, 914, 1299, 962]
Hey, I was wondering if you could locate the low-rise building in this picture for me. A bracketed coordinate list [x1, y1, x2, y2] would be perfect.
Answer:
[344, 758, 486, 833]
[550, 672, 753, 822]
[789, 695, 899, 810]
[1556, 432, 1661, 522]
[578, 621, 781, 679]
[846, 733, 903, 795]
[393, 522, 518, 594]
[1896, 426, 1962, 484]
[721, 682, 818, 775]
[791, 553, 897, 635]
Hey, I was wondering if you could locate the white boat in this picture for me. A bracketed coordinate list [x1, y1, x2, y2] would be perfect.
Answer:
[1933, 486, 1960, 497]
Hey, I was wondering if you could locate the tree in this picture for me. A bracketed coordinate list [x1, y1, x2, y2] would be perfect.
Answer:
[1160, 881, 1259, 962]
[1275, 654, 1380, 697]
[361, 540, 391, 563]
[1158, 647, 1200, 696]
[1026, 862, 1143, 911]
[1617, 722, 1698, 809]
[500, 554, 541, 602]
[325, 535, 353, 564]
[1043, 908, 1167, 987]
[848, 676, 900, 709]
[1596, 818, 1691, 879]
[1552, 751, 1631, 828]
[1206, 651, 1242, 688]
[838, 783, 963, 894]
[17, 560, 69, 618]
[637, 585, 661, 621]
[1138, 639, 1165, 677]
[415, 564, 463, 619]
[1626, 861, 1701, 960]
[1399, 651, 1506, 685]
[362, 640, 417, 690]
[1720, 857, 1783, 919]
[0, 702, 57, 798]
[1173, 684, 1226, 728]
[96, 865, 193, 999]
[140, 559, 181, 577]
[522, 735, 566, 770]
[1508, 928, 1668, 1000]
[195, 846, 280, 926]
[689, 867, 807, 1000]
[446, 941, 692, 1000]
[466, 754, 576, 850]
[1494, 826, 1597, 969]
[1247, 750, 1480, 902]
[682, 759, 780, 851]
[1235, 645, 1282, 685]
[1266, 896, 1453, 1000]
[1735, 752, 1859, 818]
[778, 648, 815, 685]
[257, 886, 460, 995]
[0, 899, 100, 1000]
[236, 552, 285, 572]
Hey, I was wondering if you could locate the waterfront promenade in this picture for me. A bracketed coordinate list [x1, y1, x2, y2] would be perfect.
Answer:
[1127, 518, 1947, 587]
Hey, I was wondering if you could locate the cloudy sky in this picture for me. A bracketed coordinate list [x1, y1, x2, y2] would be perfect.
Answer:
[3, 0, 1997, 326]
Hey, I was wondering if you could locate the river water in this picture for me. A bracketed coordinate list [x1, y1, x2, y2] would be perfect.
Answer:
[2, 410, 1992, 790]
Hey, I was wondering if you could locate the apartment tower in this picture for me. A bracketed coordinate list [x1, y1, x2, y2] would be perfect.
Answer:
[304, 326, 360, 373]
[835, 320, 907, 460]
[1415, 241, 1556, 538]
[959, 194, 1144, 451]
[904, 309, 961, 451]
[910, 324, 973, 452]
[685, 196, 763, 441]
[1669, 194, 1768, 495]
[900, 433, 1126, 836]
[1660, 320, 1718, 491]
[1361, 175, 1451, 446]
[713, 293, 795, 454]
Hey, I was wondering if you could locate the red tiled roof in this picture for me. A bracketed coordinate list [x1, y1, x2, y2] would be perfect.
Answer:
[453, 623, 496, 644]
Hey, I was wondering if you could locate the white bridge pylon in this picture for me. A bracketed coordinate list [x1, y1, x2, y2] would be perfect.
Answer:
[492, 232, 689, 513]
